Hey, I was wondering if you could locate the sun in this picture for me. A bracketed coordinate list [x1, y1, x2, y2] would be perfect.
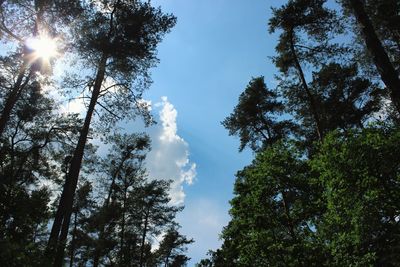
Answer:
[26, 34, 59, 62]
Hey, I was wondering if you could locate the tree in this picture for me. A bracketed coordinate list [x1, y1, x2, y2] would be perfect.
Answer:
[67, 181, 95, 267]
[0, 68, 81, 266]
[92, 133, 150, 266]
[155, 227, 193, 267]
[222, 76, 294, 152]
[269, 0, 344, 141]
[135, 180, 183, 267]
[297, 62, 382, 135]
[218, 142, 323, 266]
[47, 1, 176, 264]
[343, 0, 400, 114]
[311, 126, 400, 266]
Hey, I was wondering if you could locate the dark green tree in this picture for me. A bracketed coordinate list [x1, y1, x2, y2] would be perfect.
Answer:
[0, 72, 82, 266]
[295, 62, 382, 136]
[269, 0, 344, 140]
[155, 227, 194, 267]
[47, 1, 176, 265]
[92, 133, 150, 266]
[67, 181, 95, 267]
[222, 76, 294, 152]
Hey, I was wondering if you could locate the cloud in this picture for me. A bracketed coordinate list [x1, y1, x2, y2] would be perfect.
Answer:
[145, 96, 196, 205]
[55, 93, 196, 205]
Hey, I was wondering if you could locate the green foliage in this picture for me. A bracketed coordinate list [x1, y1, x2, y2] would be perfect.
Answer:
[312, 127, 400, 266]
[218, 142, 323, 266]
[202, 1, 400, 265]
[154, 227, 194, 266]
[222, 77, 295, 152]
[206, 125, 400, 266]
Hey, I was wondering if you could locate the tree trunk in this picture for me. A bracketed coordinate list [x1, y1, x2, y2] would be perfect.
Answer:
[51, 53, 108, 267]
[348, 0, 400, 113]
[69, 210, 78, 267]
[288, 28, 323, 141]
[0, 61, 29, 138]
[93, 154, 130, 266]
[119, 182, 128, 265]
[46, 171, 70, 258]
[139, 206, 150, 267]
[164, 253, 170, 267]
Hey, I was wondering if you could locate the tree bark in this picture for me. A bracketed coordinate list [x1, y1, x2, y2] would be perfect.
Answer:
[139, 206, 150, 267]
[348, 0, 400, 113]
[69, 210, 78, 267]
[0, 61, 29, 138]
[51, 53, 108, 267]
[288, 28, 323, 141]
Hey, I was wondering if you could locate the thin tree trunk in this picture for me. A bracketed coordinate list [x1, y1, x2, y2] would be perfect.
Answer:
[164, 253, 170, 267]
[119, 182, 128, 265]
[0, 0, 44, 139]
[348, 0, 400, 113]
[69, 210, 78, 267]
[93, 154, 130, 266]
[0, 61, 29, 138]
[139, 206, 150, 267]
[288, 28, 323, 141]
[280, 190, 296, 241]
[51, 54, 108, 267]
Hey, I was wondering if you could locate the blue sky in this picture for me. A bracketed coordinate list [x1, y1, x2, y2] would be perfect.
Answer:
[142, 0, 281, 264]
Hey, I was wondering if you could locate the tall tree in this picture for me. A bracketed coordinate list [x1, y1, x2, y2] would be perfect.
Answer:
[269, 0, 344, 141]
[92, 133, 150, 266]
[294, 62, 382, 136]
[343, 0, 400, 113]
[135, 180, 182, 267]
[217, 142, 323, 266]
[47, 1, 176, 264]
[0, 72, 81, 266]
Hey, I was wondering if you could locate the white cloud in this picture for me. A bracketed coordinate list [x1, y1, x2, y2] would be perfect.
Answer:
[145, 96, 196, 205]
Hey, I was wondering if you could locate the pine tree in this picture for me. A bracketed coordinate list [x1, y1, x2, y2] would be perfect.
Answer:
[222, 76, 295, 152]
[269, 0, 344, 141]
[47, 2, 176, 264]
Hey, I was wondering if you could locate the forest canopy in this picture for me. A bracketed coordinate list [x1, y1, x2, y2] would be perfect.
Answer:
[198, 0, 400, 266]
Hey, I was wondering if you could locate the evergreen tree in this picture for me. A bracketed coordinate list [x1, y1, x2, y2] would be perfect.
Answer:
[47, 1, 176, 264]
[155, 227, 194, 267]
[342, 0, 400, 113]
[269, 0, 343, 140]
[222, 76, 294, 152]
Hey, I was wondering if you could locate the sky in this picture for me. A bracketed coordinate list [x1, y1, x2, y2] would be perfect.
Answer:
[133, 0, 281, 264]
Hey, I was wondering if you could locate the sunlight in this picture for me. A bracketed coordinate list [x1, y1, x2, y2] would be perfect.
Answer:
[26, 34, 59, 62]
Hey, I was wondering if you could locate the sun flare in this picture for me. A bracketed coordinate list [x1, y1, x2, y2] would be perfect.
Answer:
[26, 34, 59, 62]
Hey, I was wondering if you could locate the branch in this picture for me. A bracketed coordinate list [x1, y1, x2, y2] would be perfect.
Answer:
[97, 101, 122, 120]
